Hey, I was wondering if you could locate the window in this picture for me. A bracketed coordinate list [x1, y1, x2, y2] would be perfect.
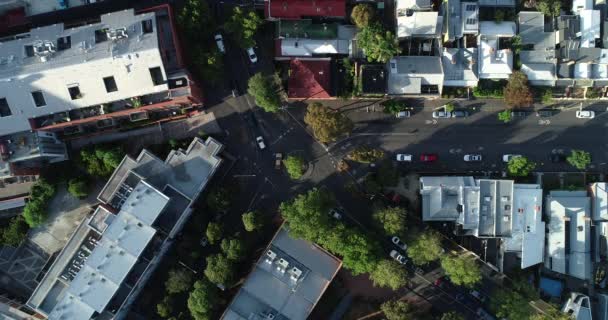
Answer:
[24, 45, 34, 57]
[0, 98, 12, 117]
[103, 76, 118, 93]
[142, 19, 153, 34]
[466, 18, 477, 25]
[68, 85, 81, 100]
[465, 4, 476, 11]
[149, 67, 164, 86]
[57, 36, 71, 50]
[94, 29, 108, 44]
[31, 91, 46, 107]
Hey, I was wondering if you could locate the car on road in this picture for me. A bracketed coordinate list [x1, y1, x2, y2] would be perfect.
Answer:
[390, 250, 408, 265]
[511, 109, 532, 118]
[214, 34, 225, 53]
[391, 236, 407, 251]
[576, 110, 595, 119]
[550, 153, 566, 163]
[452, 110, 469, 118]
[470, 290, 488, 303]
[275, 153, 283, 169]
[328, 208, 342, 220]
[536, 109, 558, 117]
[247, 47, 258, 63]
[502, 154, 522, 162]
[464, 154, 482, 162]
[256, 136, 266, 150]
[432, 110, 452, 118]
[420, 153, 438, 162]
[396, 111, 411, 118]
[396, 154, 412, 162]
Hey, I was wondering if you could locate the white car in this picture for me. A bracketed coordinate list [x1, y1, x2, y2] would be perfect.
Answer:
[396, 154, 412, 162]
[464, 154, 482, 162]
[214, 34, 225, 53]
[328, 208, 342, 220]
[502, 154, 522, 162]
[391, 236, 407, 251]
[432, 111, 452, 118]
[390, 250, 408, 265]
[247, 47, 258, 63]
[256, 136, 266, 150]
[396, 111, 411, 118]
[576, 110, 595, 119]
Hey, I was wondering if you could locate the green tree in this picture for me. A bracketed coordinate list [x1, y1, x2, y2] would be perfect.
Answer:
[22, 179, 56, 228]
[206, 187, 230, 213]
[178, 0, 215, 40]
[247, 73, 282, 113]
[380, 300, 412, 320]
[542, 88, 553, 104]
[304, 103, 354, 143]
[357, 23, 400, 63]
[192, 46, 224, 85]
[490, 288, 532, 320]
[68, 177, 88, 199]
[408, 230, 443, 266]
[188, 279, 220, 320]
[441, 311, 465, 320]
[567, 150, 592, 170]
[507, 156, 536, 177]
[498, 109, 512, 123]
[204, 254, 235, 285]
[284, 155, 305, 180]
[157, 296, 173, 318]
[221, 237, 246, 261]
[0, 216, 28, 247]
[537, 0, 561, 16]
[444, 102, 455, 112]
[79, 146, 124, 177]
[224, 7, 262, 48]
[351, 4, 375, 28]
[373, 206, 406, 236]
[242, 211, 264, 232]
[205, 222, 223, 245]
[279, 188, 335, 241]
[381, 99, 407, 114]
[165, 268, 194, 294]
[441, 255, 482, 288]
[504, 71, 533, 108]
[347, 146, 384, 163]
[337, 227, 382, 275]
[370, 259, 408, 290]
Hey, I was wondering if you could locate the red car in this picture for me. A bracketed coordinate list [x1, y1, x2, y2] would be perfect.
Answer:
[420, 153, 438, 162]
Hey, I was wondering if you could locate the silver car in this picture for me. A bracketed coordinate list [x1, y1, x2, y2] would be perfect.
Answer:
[464, 154, 482, 162]
[432, 111, 452, 118]
[390, 250, 408, 265]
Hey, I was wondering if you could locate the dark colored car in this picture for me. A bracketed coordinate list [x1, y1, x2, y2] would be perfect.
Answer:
[452, 110, 469, 118]
[511, 109, 532, 118]
[550, 153, 566, 163]
[420, 154, 438, 162]
[536, 109, 558, 117]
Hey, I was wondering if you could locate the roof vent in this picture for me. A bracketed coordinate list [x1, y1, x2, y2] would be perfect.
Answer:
[107, 28, 128, 41]
[290, 267, 303, 280]
[276, 258, 289, 273]
[266, 249, 277, 262]
[33, 40, 55, 61]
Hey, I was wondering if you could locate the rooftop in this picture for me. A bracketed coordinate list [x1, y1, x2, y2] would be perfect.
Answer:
[264, 0, 346, 19]
[396, 9, 442, 38]
[360, 64, 387, 94]
[277, 20, 338, 39]
[288, 58, 332, 99]
[442, 47, 479, 87]
[591, 183, 608, 221]
[222, 226, 341, 320]
[0, 9, 169, 136]
[579, 10, 600, 48]
[478, 22, 515, 79]
[387, 56, 444, 94]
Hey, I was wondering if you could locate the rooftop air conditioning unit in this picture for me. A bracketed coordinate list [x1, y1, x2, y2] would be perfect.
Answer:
[290, 267, 303, 281]
[276, 258, 289, 273]
[107, 28, 128, 41]
[265, 250, 277, 263]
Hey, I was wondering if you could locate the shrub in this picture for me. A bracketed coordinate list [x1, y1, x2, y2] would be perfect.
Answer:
[22, 179, 56, 228]
[347, 146, 384, 163]
[68, 177, 88, 199]
[242, 211, 264, 232]
[284, 155, 305, 180]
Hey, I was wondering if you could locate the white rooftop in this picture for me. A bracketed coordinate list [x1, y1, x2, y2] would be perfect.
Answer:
[479, 37, 513, 79]
[280, 39, 350, 56]
[0, 9, 168, 136]
[397, 11, 441, 38]
[580, 10, 601, 48]
[592, 183, 608, 221]
[572, 0, 594, 13]
[521, 63, 556, 81]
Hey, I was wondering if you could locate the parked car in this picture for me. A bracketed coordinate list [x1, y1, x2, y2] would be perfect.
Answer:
[390, 250, 408, 265]
[452, 110, 469, 118]
[470, 289, 488, 303]
[502, 154, 522, 162]
[247, 47, 258, 63]
[420, 153, 438, 162]
[391, 236, 407, 251]
[550, 153, 566, 163]
[476, 308, 496, 320]
[200, 236, 209, 247]
[464, 154, 482, 162]
[432, 110, 452, 118]
[328, 208, 342, 220]
[576, 110, 595, 119]
[396, 154, 413, 162]
[256, 136, 266, 150]
[536, 109, 558, 117]
[214, 34, 225, 53]
[511, 109, 532, 118]
[275, 153, 283, 169]
[396, 111, 411, 118]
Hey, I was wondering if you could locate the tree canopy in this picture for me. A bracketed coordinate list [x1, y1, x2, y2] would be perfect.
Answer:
[178, 0, 215, 39]
[68, 177, 88, 199]
[381, 300, 412, 320]
[351, 4, 375, 28]
[498, 109, 512, 123]
[165, 268, 194, 294]
[0, 216, 28, 247]
[188, 279, 220, 320]
[224, 7, 262, 48]
[204, 253, 235, 285]
[242, 211, 264, 232]
[221, 237, 246, 261]
[192, 46, 224, 85]
[507, 156, 536, 177]
[441, 312, 465, 320]
[567, 150, 592, 170]
[373, 206, 407, 236]
[537, 0, 561, 16]
[357, 23, 401, 63]
[284, 155, 305, 180]
[370, 259, 409, 290]
[79, 146, 124, 177]
[156, 296, 173, 318]
[205, 222, 223, 245]
[247, 73, 282, 113]
[347, 146, 384, 163]
[22, 179, 55, 228]
[441, 255, 482, 288]
[304, 103, 354, 143]
[408, 230, 443, 266]
[504, 71, 533, 108]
